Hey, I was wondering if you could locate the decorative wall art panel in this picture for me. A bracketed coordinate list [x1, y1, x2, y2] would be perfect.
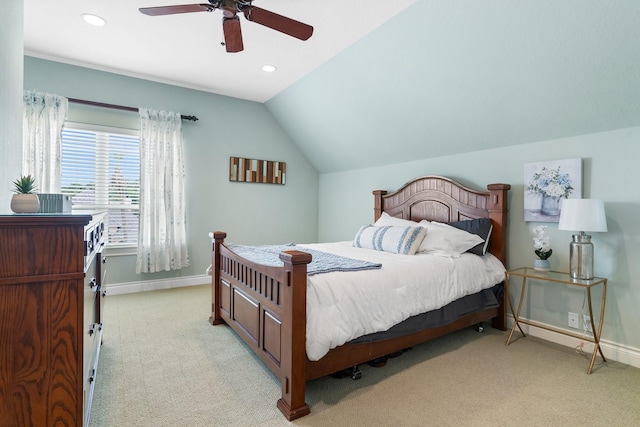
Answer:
[524, 158, 582, 222]
[229, 157, 286, 185]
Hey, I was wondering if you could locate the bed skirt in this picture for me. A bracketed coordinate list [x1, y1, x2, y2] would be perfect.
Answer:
[349, 284, 503, 344]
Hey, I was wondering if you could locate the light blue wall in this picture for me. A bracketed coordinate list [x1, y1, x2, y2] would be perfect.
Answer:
[317, 129, 640, 351]
[23, 57, 319, 284]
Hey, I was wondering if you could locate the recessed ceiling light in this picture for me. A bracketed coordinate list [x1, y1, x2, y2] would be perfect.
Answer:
[261, 65, 277, 73]
[81, 13, 107, 27]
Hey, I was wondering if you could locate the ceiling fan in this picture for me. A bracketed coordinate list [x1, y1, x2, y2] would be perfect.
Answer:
[139, 0, 313, 53]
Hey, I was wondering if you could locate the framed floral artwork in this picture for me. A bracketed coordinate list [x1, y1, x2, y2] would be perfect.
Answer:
[524, 158, 582, 222]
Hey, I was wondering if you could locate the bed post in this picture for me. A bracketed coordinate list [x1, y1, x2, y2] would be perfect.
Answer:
[486, 183, 511, 331]
[209, 231, 226, 326]
[373, 190, 388, 221]
[276, 250, 313, 420]
[486, 184, 510, 266]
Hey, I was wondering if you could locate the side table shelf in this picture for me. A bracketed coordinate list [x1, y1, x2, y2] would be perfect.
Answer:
[504, 267, 607, 374]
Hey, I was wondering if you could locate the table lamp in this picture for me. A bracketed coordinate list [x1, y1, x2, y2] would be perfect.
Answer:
[558, 199, 608, 279]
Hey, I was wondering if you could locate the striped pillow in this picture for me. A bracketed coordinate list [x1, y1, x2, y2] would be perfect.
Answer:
[353, 225, 427, 255]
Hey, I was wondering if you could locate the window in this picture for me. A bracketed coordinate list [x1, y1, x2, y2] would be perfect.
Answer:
[61, 123, 140, 246]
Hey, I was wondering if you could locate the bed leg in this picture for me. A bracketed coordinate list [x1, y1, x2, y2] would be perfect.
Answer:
[350, 365, 362, 380]
[330, 365, 363, 380]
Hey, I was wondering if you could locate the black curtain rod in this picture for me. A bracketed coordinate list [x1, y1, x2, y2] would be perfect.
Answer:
[67, 97, 198, 122]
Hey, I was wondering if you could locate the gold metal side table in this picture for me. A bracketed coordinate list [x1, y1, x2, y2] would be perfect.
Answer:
[504, 267, 607, 374]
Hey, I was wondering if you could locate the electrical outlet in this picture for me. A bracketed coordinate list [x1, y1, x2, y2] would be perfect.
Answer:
[568, 312, 580, 329]
[583, 315, 593, 334]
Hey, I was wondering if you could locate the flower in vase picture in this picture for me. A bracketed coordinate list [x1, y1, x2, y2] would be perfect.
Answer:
[524, 158, 582, 223]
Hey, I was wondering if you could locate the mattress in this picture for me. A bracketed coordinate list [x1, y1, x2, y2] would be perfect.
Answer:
[300, 241, 506, 361]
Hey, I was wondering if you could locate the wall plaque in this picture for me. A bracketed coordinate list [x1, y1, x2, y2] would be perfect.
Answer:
[229, 157, 286, 184]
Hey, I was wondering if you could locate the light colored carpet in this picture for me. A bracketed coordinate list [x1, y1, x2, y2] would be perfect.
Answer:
[90, 285, 640, 427]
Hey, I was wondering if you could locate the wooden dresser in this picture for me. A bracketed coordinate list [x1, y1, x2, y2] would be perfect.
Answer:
[0, 213, 107, 427]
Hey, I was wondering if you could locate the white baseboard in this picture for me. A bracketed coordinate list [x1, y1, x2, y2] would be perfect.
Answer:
[507, 316, 640, 369]
[107, 274, 210, 296]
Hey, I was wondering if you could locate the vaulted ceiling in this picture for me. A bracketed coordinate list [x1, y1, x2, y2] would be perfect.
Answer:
[24, 1, 640, 173]
[265, 1, 640, 172]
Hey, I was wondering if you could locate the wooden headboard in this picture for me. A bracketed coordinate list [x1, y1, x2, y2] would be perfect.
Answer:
[373, 176, 511, 266]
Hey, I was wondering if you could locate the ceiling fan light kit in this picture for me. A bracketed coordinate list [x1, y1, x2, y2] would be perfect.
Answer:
[81, 13, 107, 27]
[139, 0, 313, 53]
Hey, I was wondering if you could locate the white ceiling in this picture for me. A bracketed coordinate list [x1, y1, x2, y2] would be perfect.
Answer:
[24, 0, 417, 103]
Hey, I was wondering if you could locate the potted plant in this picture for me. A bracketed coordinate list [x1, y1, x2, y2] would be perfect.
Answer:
[10, 174, 40, 213]
[532, 225, 552, 271]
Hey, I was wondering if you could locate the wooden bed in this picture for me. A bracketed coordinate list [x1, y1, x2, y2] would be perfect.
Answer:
[209, 175, 511, 420]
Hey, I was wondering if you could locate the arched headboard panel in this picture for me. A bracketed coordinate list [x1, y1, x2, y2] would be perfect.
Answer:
[373, 176, 511, 265]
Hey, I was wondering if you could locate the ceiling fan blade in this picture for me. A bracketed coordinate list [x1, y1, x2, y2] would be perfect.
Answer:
[223, 16, 244, 53]
[243, 6, 313, 41]
[139, 4, 214, 16]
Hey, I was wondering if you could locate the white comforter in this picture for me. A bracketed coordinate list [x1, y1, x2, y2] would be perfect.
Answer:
[299, 241, 506, 361]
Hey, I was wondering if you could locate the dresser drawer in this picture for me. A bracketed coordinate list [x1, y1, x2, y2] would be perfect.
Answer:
[96, 251, 107, 325]
[83, 320, 102, 427]
[83, 253, 99, 374]
[84, 217, 105, 273]
[83, 214, 105, 426]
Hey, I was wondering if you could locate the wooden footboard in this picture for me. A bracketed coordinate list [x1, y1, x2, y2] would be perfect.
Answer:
[209, 176, 510, 420]
[209, 231, 312, 420]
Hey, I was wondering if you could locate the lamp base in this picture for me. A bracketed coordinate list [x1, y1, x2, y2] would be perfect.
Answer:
[569, 233, 594, 280]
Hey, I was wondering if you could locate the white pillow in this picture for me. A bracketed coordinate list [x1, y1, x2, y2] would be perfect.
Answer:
[374, 212, 422, 228]
[353, 225, 427, 255]
[417, 221, 485, 256]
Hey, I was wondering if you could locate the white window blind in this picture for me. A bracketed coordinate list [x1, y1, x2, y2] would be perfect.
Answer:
[61, 124, 140, 246]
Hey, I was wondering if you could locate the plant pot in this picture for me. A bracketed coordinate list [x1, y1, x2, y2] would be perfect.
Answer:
[533, 258, 551, 272]
[11, 193, 40, 213]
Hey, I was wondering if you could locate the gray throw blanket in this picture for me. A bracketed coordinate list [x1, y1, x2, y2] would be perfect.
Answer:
[227, 244, 382, 276]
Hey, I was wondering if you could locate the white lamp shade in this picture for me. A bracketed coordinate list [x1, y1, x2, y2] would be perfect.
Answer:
[558, 199, 608, 232]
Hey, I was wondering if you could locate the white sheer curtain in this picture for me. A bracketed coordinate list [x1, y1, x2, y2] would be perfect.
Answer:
[136, 108, 189, 273]
[22, 90, 68, 192]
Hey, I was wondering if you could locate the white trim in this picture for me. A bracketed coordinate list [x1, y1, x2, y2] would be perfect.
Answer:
[107, 274, 210, 296]
[507, 315, 640, 369]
